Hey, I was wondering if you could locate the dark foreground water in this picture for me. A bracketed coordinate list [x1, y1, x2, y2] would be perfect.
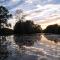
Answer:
[0, 34, 60, 60]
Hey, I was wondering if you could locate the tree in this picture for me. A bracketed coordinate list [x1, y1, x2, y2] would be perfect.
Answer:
[15, 9, 24, 21]
[43, 24, 60, 34]
[14, 20, 42, 34]
[15, 9, 28, 22]
[0, 6, 12, 29]
[34, 24, 42, 33]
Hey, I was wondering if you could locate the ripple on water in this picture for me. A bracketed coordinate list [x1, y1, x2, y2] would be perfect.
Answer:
[2, 34, 60, 60]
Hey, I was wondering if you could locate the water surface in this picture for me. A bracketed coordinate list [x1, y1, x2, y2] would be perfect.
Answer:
[0, 34, 60, 60]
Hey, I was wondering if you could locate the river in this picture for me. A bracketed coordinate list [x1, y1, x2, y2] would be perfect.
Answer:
[0, 34, 60, 60]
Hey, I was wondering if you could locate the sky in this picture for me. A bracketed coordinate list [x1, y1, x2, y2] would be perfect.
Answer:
[0, 0, 60, 29]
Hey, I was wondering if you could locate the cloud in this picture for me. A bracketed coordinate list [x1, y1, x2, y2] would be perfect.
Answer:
[1, 0, 60, 12]
[11, 0, 21, 2]
[25, 0, 33, 3]
[23, 4, 60, 29]
[1, 0, 60, 29]
[12, 0, 16, 2]
[25, 4, 60, 19]
[9, 4, 60, 29]
[48, 0, 60, 4]
[0, 0, 24, 10]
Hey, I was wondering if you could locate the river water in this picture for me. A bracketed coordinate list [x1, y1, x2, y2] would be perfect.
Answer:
[0, 34, 60, 60]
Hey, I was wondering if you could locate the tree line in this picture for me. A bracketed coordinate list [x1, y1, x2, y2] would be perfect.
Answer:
[43, 24, 60, 34]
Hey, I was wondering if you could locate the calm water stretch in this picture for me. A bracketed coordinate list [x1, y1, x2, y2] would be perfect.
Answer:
[0, 34, 60, 60]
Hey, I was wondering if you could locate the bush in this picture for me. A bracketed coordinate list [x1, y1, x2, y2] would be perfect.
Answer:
[0, 28, 13, 35]
[43, 24, 60, 34]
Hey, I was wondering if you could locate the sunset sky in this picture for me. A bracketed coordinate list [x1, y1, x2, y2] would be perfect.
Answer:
[0, 0, 60, 29]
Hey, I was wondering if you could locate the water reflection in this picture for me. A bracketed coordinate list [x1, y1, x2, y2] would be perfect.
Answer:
[7, 34, 41, 60]
[44, 34, 60, 43]
[0, 34, 60, 60]
[14, 34, 41, 46]
[13, 34, 60, 60]
[0, 36, 9, 60]
[41, 34, 60, 57]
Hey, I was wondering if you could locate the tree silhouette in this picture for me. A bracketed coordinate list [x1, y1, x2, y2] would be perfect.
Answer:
[15, 9, 30, 22]
[43, 24, 60, 34]
[0, 6, 12, 29]
[14, 20, 42, 34]
[15, 9, 25, 21]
